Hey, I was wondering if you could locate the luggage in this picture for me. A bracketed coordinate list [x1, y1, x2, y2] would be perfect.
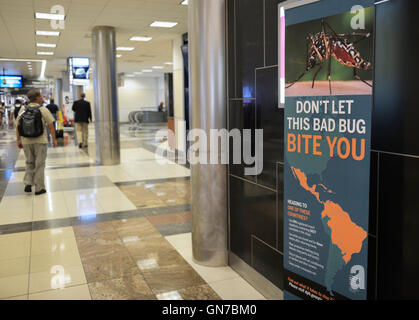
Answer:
[18, 106, 44, 138]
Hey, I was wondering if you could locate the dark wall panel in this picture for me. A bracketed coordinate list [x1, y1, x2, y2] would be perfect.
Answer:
[252, 237, 284, 289]
[373, 1, 419, 156]
[377, 154, 419, 299]
[256, 66, 283, 189]
[265, 0, 284, 66]
[235, 0, 264, 99]
[230, 176, 277, 264]
[229, 100, 256, 182]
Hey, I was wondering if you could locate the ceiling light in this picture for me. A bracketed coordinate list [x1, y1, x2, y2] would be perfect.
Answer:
[129, 36, 152, 42]
[180, 0, 188, 5]
[37, 52, 54, 55]
[36, 43, 57, 48]
[152, 66, 163, 69]
[134, 72, 143, 75]
[0, 59, 42, 62]
[165, 62, 173, 65]
[35, 12, 65, 20]
[36, 30, 60, 36]
[142, 69, 153, 73]
[150, 21, 178, 28]
[116, 54, 122, 58]
[116, 47, 135, 51]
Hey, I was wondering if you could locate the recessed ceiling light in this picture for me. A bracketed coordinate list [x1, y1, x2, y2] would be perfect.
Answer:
[116, 47, 135, 51]
[142, 69, 153, 73]
[165, 62, 173, 65]
[152, 66, 164, 69]
[150, 21, 178, 28]
[116, 54, 122, 58]
[180, 0, 188, 5]
[134, 72, 143, 75]
[36, 30, 60, 36]
[36, 43, 57, 48]
[37, 52, 54, 55]
[35, 12, 65, 20]
[129, 36, 152, 42]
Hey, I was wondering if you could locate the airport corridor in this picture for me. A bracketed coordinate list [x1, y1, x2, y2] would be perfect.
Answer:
[0, 125, 264, 300]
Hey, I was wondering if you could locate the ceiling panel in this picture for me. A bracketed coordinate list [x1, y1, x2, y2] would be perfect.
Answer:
[0, 0, 187, 79]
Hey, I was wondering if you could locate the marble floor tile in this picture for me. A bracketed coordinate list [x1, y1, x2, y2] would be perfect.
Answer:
[76, 230, 126, 261]
[147, 212, 191, 227]
[0, 257, 30, 278]
[121, 161, 190, 181]
[118, 180, 190, 209]
[134, 249, 188, 272]
[112, 217, 161, 241]
[32, 227, 75, 242]
[0, 231, 31, 260]
[3, 294, 28, 300]
[29, 265, 87, 294]
[165, 232, 192, 252]
[141, 264, 206, 294]
[96, 194, 137, 213]
[32, 192, 70, 221]
[123, 235, 175, 258]
[89, 273, 156, 300]
[178, 285, 221, 300]
[28, 284, 91, 300]
[81, 249, 139, 283]
[155, 222, 192, 237]
[73, 221, 115, 238]
[30, 235, 79, 256]
[30, 250, 84, 274]
[0, 273, 29, 299]
[209, 277, 266, 300]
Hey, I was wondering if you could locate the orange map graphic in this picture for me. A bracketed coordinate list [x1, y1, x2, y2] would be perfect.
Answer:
[291, 167, 367, 264]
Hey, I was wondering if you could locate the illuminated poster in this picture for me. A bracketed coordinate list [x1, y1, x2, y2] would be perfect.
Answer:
[282, 0, 375, 300]
[70, 57, 90, 86]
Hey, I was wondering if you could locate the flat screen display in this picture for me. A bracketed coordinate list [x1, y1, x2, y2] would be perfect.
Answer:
[0, 76, 23, 88]
[71, 57, 90, 85]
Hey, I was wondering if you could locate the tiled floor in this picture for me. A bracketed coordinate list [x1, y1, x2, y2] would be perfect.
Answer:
[0, 124, 265, 300]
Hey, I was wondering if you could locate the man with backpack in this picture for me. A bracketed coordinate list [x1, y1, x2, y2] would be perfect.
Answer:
[16, 89, 57, 196]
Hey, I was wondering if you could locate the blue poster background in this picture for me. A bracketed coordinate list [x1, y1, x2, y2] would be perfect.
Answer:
[283, 0, 374, 301]
[284, 95, 371, 300]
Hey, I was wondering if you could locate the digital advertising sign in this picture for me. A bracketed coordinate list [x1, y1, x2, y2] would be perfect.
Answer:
[0, 76, 23, 88]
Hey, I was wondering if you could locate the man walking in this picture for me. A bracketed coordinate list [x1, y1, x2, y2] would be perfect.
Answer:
[72, 93, 92, 149]
[16, 89, 57, 196]
[46, 99, 59, 140]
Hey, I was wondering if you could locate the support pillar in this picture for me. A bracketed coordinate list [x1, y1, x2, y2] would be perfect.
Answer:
[92, 26, 120, 165]
[189, 0, 228, 267]
[55, 78, 63, 107]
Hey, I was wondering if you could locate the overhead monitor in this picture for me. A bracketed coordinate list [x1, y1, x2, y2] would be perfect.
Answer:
[0, 75, 23, 88]
[70, 57, 90, 86]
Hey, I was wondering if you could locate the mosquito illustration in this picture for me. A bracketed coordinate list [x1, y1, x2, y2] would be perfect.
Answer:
[286, 19, 373, 94]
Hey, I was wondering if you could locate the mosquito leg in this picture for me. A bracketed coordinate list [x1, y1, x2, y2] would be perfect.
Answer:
[353, 68, 373, 88]
[312, 63, 323, 88]
[287, 38, 316, 89]
[286, 70, 309, 89]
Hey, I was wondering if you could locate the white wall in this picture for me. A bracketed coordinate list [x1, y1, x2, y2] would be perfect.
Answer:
[173, 36, 186, 152]
[85, 75, 165, 123]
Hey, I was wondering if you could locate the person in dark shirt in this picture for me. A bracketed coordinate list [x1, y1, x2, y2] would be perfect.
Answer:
[46, 99, 59, 119]
[46, 99, 59, 140]
[72, 93, 92, 148]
